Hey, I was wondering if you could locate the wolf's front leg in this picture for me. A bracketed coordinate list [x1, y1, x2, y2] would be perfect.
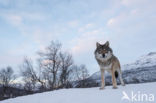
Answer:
[100, 69, 105, 90]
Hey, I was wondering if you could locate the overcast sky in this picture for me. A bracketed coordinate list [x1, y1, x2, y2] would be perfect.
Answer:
[0, 0, 156, 74]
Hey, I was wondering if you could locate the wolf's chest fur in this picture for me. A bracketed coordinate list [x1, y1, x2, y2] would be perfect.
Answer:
[95, 54, 118, 72]
[101, 63, 112, 70]
[97, 57, 113, 72]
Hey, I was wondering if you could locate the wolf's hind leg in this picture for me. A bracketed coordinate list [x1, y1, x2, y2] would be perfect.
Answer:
[118, 69, 125, 86]
[111, 70, 117, 89]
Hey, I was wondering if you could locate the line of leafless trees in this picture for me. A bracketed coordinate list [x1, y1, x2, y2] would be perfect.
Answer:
[0, 41, 89, 99]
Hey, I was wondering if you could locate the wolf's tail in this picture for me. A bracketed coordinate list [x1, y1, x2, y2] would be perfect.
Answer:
[115, 71, 118, 78]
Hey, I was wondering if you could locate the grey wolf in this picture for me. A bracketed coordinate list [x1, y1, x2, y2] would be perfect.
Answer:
[94, 41, 125, 89]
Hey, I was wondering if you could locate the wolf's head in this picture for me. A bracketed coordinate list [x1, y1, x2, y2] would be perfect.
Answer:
[94, 41, 113, 61]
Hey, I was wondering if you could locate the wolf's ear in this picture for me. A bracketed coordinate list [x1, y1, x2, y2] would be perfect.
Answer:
[105, 41, 109, 47]
[96, 42, 101, 48]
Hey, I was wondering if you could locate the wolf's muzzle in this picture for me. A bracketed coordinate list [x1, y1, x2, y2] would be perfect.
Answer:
[102, 54, 105, 58]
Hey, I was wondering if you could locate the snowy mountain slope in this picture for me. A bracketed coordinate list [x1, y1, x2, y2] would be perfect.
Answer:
[122, 52, 156, 70]
[1, 82, 156, 103]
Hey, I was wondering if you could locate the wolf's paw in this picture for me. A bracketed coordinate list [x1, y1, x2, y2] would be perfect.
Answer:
[112, 86, 118, 89]
[99, 87, 105, 90]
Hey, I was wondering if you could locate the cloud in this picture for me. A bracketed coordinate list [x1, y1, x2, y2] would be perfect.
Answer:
[0, 0, 156, 74]
[107, 0, 156, 31]
[121, 0, 149, 7]
[121, 0, 135, 6]
[78, 23, 95, 32]
[107, 13, 126, 28]
[5, 14, 23, 26]
[68, 20, 79, 28]
[0, 41, 37, 71]
[107, 18, 116, 27]
[0, 0, 10, 6]
[71, 28, 109, 56]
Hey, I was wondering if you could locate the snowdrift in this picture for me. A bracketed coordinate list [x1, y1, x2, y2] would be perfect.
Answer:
[1, 82, 156, 103]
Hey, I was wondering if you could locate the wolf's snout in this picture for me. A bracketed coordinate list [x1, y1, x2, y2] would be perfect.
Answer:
[102, 54, 105, 58]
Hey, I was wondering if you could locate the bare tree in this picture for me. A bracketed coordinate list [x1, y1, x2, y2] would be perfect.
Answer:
[36, 59, 48, 90]
[69, 65, 80, 81]
[59, 52, 73, 87]
[20, 57, 51, 92]
[71, 64, 89, 81]
[0, 66, 16, 97]
[37, 41, 62, 89]
[70, 64, 89, 87]
[0, 66, 15, 87]
[20, 57, 38, 92]
[80, 64, 89, 80]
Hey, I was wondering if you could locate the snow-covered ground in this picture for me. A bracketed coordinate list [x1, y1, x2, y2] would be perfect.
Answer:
[1, 82, 156, 103]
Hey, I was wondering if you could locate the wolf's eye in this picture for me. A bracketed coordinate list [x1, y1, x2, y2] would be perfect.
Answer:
[98, 50, 102, 54]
